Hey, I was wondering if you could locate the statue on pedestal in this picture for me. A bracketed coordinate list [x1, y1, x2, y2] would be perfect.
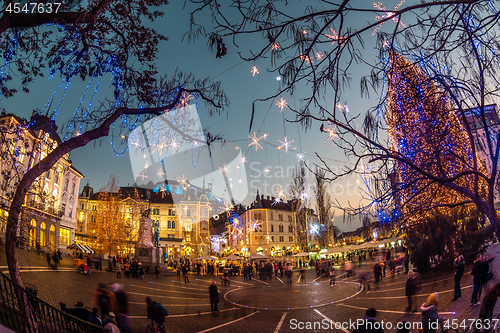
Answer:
[136, 208, 153, 248]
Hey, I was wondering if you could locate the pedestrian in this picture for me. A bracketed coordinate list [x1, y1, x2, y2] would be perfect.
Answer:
[46, 252, 51, 267]
[124, 260, 130, 278]
[329, 265, 336, 286]
[285, 263, 293, 285]
[87, 307, 102, 326]
[480, 253, 495, 299]
[299, 267, 306, 284]
[139, 262, 144, 279]
[155, 263, 160, 278]
[471, 254, 483, 305]
[102, 312, 120, 333]
[374, 262, 381, 284]
[214, 263, 219, 276]
[479, 283, 500, 320]
[116, 261, 122, 278]
[145, 297, 167, 333]
[405, 271, 416, 312]
[209, 281, 220, 313]
[176, 263, 181, 279]
[451, 255, 464, 301]
[93, 283, 117, 319]
[353, 308, 384, 333]
[420, 292, 442, 333]
[182, 264, 190, 283]
[345, 260, 354, 277]
[87, 256, 92, 276]
[112, 283, 131, 333]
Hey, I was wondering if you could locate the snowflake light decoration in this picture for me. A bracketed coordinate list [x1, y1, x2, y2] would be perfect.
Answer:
[177, 93, 194, 108]
[248, 132, 268, 151]
[324, 28, 346, 45]
[277, 136, 296, 153]
[240, 155, 247, 165]
[299, 54, 312, 64]
[218, 164, 230, 174]
[176, 174, 189, 189]
[297, 153, 305, 161]
[320, 122, 339, 147]
[137, 171, 149, 181]
[276, 186, 286, 202]
[264, 167, 270, 174]
[372, 1, 406, 35]
[271, 43, 280, 50]
[276, 98, 288, 112]
[251, 65, 259, 76]
[156, 168, 165, 178]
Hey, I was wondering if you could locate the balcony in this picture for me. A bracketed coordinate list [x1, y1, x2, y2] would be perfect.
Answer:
[26, 201, 63, 218]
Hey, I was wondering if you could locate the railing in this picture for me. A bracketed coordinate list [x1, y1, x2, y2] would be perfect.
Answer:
[26, 201, 64, 218]
[0, 270, 105, 332]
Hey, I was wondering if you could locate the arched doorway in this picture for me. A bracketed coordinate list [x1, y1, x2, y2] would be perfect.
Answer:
[29, 219, 36, 249]
[49, 225, 55, 250]
[40, 222, 46, 248]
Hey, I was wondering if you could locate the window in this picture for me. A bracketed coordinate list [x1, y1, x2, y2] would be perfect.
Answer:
[59, 228, 71, 246]
[202, 221, 207, 230]
[168, 221, 171, 228]
[270, 213, 273, 220]
[90, 215, 95, 222]
[61, 203, 66, 215]
[186, 235, 191, 242]
[152, 208, 160, 215]
[271, 236, 274, 242]
[53, 170, 59, 185]
[288, 225, 293, 233]
[279, 224, 284, 232]
[288, 215, 292, 222]
[278, 214, 283, 221]
[81, 204, 84, 210]
[186, 208, 191, 216]
[270, 224, 274, 232]
[289, 236, 293, 242]
[91, 205, 96, 211]
[64, 178, 69, 191]
[172, 221, 176, 229]
[18, 147, 26, 164]
[279, 236, 284, 242]
[71, 182, 76, 195]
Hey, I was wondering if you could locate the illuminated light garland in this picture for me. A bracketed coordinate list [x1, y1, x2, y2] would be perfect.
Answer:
[276, 98, 288, 112]
[336, 102, 350, 113]
[277, 136, 296, 153]
[299, 54, 312, 64]
[248, 132, 268, 151]
[176, 174, 189, 189]
[251, 66, 259, 76]
[387, 52, 487, 223]
[372, 1, 407, 35]
[271, 43, 280, 50]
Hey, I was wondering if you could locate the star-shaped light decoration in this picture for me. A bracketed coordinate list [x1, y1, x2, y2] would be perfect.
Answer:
[169, 139, 179, 152]
[372, 1, 406, 35]
[144, 161, 150, 170]
[75, 131, 82, 137]
[248, 132, 268, 151]
[219, 164, 230, 174]
[250, 219, 262, 231]
[176, 174, 189, 190]
[324, 28, 346, 45]
[336, 102, 350, 113]
[299, 54, 312, 64]
[234, 145, 240, 151]
[251, 65, 259, 76]
[296, 184, 315, 209]
[137, 171, 149, 181]
[239, 154, 247, 165]
[271, 42, 280, 50]
[276, 186, 286, 201]
[277, 136, 296, 153]
[156, 168, 165, 178]
[297, 153, 305, 161]
[315, 52, 324, 60]
[276, 98, 288, 112]
[264, 167, 270, 174]
[177, 92, 194, 108]
[159, 185, 166, 198]
[320, 121, 339, 147]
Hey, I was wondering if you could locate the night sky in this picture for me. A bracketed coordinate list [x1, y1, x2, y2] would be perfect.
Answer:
[0, 0, 398, 232]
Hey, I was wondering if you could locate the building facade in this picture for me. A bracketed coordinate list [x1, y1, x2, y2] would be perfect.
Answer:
[0, 113, 83, 252]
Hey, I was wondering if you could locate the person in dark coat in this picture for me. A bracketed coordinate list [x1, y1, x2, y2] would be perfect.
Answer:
[112, 284, 131, 333]
[452, 255, 465, 301]
[209, 281, 220, 313]
[405, 271, 417, 312]
[471, 255, 483, 305]
[479, 254, 496, 299]
[182, 264, 190, 283]
[374, 262, 382, 284]
[479, 283, 500, 319]
[353, 308, 384, 333]
[421, 292, 442, 333]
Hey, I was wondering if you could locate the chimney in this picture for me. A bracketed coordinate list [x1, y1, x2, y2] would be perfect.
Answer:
[261, 195, 264, 200]
[267, 196, 270, 200]
[271, 197, 275, 201]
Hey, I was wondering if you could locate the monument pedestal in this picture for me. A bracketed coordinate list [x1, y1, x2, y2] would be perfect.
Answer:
[136, 247, 162, 264]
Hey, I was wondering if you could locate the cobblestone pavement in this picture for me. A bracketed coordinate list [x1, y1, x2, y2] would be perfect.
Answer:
[1, 244, 500, 333]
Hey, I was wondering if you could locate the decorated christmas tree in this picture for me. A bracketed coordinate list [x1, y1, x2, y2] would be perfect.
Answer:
[387, 52, 486, 223]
